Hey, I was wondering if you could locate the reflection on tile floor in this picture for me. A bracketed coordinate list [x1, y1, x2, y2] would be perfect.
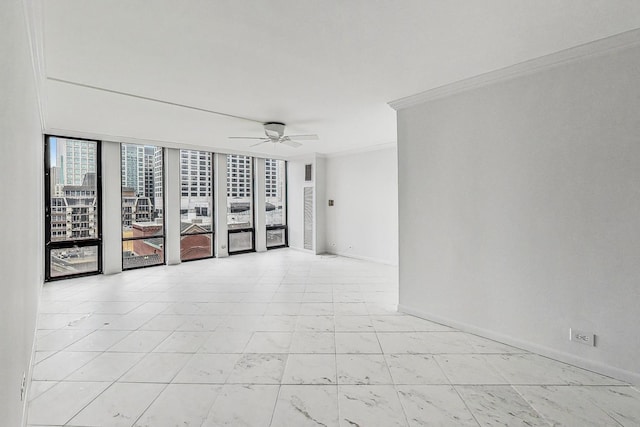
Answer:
[28, 250, 639, 426]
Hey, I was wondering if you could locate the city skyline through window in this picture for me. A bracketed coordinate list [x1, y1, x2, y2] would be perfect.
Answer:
[121, 143, 165, 269]
[227, 154, 254, 253]
[265, 159, 287, 248]
[45, 136, 101, 280]
[180, 149, 214, 261]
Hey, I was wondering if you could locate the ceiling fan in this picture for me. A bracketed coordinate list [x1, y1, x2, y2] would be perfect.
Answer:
[228, 122, 319, 148]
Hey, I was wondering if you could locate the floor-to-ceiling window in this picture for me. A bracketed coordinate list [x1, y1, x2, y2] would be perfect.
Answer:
[227, 154, 254, 253]
[121, 144, 165, 269]
[180, 149, 214, 261]
[44, 135, 102, 280]
[265, 159, 287, 248]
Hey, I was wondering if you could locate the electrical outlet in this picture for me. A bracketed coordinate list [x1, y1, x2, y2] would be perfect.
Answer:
[570, 328, 595, 347]
[20, 372, 26, 401]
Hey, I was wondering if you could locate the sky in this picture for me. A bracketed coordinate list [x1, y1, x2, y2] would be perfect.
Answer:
[49, 136, 57, 167]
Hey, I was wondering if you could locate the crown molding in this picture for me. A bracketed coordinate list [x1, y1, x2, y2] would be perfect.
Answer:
[324, 141, 397, 159]
[389, 27, 640, 111]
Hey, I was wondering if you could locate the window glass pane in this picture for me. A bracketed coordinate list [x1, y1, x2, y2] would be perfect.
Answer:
[227, 155, 253, 230]
[266, 229, 286, 248]
[121, 144, 164, 269]
[265, 159, 286, 226]
[121, 144, 164, 235]
[180, 150, 213, 234]
[48, 137, 98, 242]
[122, 240, 164, 269]
[50, 246, 98, 278]
[181, 234, 213, 260]
[229, 231, 253, 252]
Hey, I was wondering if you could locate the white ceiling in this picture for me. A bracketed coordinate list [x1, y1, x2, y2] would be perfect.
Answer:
[39, 1, 640, 157]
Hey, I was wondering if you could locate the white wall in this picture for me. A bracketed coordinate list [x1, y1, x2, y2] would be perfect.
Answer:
[0, 0, 44, 424]
[324, 147, 398, 265]
[102, 141, 123, 274]
[396, 42, 640, 383]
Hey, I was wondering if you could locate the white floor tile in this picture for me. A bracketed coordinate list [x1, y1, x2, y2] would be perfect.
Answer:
[199, 331, 252, 353]
[385, 354, 450, 385]
[35, 329, 94, 351]
[338, 385, 408, 427]
[282, 354, 337, 385]
[397, 385, 478, 426]
[486, 354, 626, 385]
[173, 353, 240, 384]
[435, 354, 509, 385]
[334, 315, 375, 332]
[107, 330, 172, 353]
[67, 382, 165, 426]
[515, 385, 622, 426]
[120, 353, 193, 383]
[32, 351, 99, 381]
[456, 385, 547, 426]
[290, 332, 335, 353]
[27, 381, 110, 425]
[335, 332, 382, 354]
[65, 330, 131, 352]
[244, 332, 293, 353]
[65, 352, 145, 382]
[134, 384, 221, 426]
[29, 251, 636, 426]
[227, 353, 288, 384]
[201, 384, 279, 426]
[294, 315, 335, 332]
[271, 385, 339, 427]
[337, 354, 393, 385]
[152, 331, 210, 353]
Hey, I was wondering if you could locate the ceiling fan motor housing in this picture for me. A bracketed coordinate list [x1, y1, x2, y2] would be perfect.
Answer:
[264, 122, 286, 139]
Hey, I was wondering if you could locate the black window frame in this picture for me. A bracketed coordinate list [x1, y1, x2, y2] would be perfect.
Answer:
[44, 135, 103, 281]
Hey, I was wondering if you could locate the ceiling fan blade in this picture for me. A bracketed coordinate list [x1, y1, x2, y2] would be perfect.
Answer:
[286, 134, 318, 140]
[250, 140, 270, 147]
[282, 140, 302, 148]
[228, 136, 268, 140]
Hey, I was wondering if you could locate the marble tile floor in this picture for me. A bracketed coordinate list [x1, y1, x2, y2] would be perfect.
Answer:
[27, 250, 639, 426]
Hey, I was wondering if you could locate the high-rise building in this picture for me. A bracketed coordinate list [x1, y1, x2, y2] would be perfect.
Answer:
[265, 158, 285, 199]
[55, 137, 97, 186]
[143, 146, 155, 199]
[153, 147, 163, 217]
[180, 149, 212, 217]
[50, 173, 98, 241]
[227, 154, 252, 198]
[121, 144, 145, 196]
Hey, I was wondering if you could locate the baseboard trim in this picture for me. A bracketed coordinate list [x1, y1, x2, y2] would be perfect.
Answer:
[287, 246, 316, 255]
[327, 250, 398, 266]
[398, 304, 640, 385]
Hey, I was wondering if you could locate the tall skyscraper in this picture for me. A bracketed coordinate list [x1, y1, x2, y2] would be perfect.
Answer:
[121, 144, 145, 196]
[180, 150, 212, 214]
[227, 154, 252, 198]
[153, 147, 163, 217]
[55, 137, 97, 186]
[265, 158, 285, 199]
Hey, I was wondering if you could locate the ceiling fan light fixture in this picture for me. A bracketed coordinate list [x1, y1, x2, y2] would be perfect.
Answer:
[263, 122, 286, 139]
